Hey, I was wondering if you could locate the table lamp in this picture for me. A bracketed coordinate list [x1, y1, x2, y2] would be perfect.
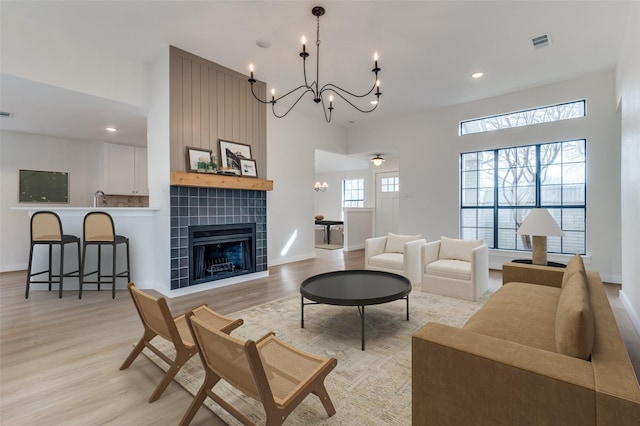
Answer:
[516, 208, 564, 265]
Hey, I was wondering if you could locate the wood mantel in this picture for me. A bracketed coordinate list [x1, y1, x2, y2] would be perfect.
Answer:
[170, 171, 273, 191]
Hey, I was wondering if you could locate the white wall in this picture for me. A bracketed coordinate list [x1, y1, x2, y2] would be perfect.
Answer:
[348, 70, 622, 282]
[314, 169, 370, 221]
[616, 3, 640, 333]
[0, 10, 149, 109]
[0, 131, 102, 271]
[267, 109, 348, 266]
[147, 47, 172, 293]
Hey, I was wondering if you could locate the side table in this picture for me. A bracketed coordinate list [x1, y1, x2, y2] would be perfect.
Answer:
[502, 261, 566, 288]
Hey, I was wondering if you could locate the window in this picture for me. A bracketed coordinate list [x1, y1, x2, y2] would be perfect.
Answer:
[460, 140, 586, 254]
[343, 178, 364, 208]
[380, 176, 399, 193]
[460, 100, 586, 135]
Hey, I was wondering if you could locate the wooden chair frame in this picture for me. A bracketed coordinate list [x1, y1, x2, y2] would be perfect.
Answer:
[119, 282, 243, 402]
[180, 312, 337, 426]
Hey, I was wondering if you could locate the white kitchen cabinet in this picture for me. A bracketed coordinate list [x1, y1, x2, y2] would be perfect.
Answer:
[103, 143, 148, 196]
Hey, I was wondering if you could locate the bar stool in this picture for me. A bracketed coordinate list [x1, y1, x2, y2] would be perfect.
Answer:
[25, 211, 81, 299]
[80, 211, 130, 299]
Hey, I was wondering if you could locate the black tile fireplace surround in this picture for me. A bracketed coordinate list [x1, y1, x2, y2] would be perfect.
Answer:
[170, 186, 267, 290]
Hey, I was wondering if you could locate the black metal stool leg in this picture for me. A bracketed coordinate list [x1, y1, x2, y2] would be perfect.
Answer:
[79, 242, 87, 299]
[97, 244, 102, 291]
[59, 242, 64, 298]
[112, 242, 117, 299]
[48, 243, 53, 291]
[25, 243, 34, 299]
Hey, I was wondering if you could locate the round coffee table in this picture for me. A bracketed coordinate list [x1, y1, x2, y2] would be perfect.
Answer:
[300, 270, 412, 350]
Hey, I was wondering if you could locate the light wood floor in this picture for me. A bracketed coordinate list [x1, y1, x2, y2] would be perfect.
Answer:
[1, 249, 638, 425]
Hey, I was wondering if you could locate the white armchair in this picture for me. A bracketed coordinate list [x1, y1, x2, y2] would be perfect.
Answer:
[364, 233, 426, 285]
[421, 236, 489, 301]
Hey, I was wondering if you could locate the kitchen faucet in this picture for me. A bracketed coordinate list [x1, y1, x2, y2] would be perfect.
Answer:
[93, 190, 106, 208]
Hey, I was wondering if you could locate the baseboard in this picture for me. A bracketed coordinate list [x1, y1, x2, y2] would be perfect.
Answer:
[600, 273, 622, 284]
[0, 264, 27, 273]
[344, 244, 364, 252]
[157, 271, 270, 298]
[619, 290, 640, 337]
[268, 252, 316, 266]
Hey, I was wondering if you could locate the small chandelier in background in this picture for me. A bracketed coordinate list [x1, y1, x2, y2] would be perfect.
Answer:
[314, 181, 328, 192]
[371, 154, 385, 166]
[248, 6, 381, 123]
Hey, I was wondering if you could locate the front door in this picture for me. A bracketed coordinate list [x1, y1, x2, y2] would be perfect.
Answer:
[375, 171, 400, 237]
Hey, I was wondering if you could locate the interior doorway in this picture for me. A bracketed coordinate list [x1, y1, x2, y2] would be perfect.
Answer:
[375, 171, 400, 237]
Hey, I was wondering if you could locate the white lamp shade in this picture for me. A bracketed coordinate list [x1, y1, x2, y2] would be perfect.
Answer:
[516, 208, 565, 237]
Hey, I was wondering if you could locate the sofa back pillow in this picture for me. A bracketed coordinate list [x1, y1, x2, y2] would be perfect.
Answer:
[555, 271, 594, 360]
[385, 233, 422, 254]
[439, 236, 483, 262]
[562, 254, 587, 289]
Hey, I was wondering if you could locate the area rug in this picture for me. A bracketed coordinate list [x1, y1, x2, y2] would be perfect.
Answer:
[142, 290, 491, 425]
[315, 244, 344, 250]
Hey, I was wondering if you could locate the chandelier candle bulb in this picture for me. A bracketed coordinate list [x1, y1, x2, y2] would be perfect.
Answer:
[271, 89, 275, 103]
[249, 64, 254, 80]
[374, 52, 379, 69]
[302, 36, 306, 53]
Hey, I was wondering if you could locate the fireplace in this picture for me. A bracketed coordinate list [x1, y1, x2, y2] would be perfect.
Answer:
[170, 186, 267, 290]
[189, 223, 256, 286]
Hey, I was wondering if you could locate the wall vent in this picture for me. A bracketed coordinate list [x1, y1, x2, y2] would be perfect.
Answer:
[530, 33, 551, 49]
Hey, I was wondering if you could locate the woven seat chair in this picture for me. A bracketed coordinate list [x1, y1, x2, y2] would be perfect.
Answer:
[120, 283, 243, 402]
[180, 311, 337, 426]
[25, 211, 81, 299]
[79, 211, 130, 299]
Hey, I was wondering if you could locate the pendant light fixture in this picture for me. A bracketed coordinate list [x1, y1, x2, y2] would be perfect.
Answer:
[371, 154, 385, 166]
[248, 6, 381, 123]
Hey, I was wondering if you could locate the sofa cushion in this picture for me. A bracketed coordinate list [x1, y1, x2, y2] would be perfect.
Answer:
[562, 254, 586, 289]
[463, 282, 560, 352]
[556, 272, 594, 360]
[385, 233, 422, 254]
[439, 236, 482, 262]
[368, 252, 404, 270]
[424, 259, 471, 281]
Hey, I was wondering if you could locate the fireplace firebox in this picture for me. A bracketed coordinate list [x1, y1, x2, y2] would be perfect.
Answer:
[189, 223, 256, 286]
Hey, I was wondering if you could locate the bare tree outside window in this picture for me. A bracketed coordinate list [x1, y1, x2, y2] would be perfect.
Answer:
[460, 100, 586, 135]
[461, 140, 586, 255]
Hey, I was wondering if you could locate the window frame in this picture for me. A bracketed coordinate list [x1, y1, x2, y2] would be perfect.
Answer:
[459, 100, 586, 136]
[460, 140, 586, 255]
[342, 178, 365, 208]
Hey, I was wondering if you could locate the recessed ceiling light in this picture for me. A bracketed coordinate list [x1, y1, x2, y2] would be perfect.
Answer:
[106, 127, 118, 132]
[471, 72, 484, 79]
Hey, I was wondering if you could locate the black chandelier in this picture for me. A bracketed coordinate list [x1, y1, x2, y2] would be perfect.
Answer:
[248, 6, 381, 123]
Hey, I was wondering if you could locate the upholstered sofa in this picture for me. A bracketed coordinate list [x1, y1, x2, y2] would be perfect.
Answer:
[421, 236, 488, 301]
[412, 256, 640, 425]
[365, 233, 426, 285]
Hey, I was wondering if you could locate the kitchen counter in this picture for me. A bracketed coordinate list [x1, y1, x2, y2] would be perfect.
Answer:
[13, 206, 159, 292]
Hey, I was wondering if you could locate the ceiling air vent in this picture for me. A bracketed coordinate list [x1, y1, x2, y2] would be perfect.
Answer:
[0, 111, 15, 118]
[530, 33, 551, 49]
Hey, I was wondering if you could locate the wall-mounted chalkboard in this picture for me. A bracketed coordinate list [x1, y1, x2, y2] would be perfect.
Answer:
[19, 169, 69, 203]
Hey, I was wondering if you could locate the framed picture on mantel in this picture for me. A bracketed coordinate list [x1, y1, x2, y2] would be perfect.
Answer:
[186, 146, 213, 172]
[219, 140, 251, 175]
[240, 159, 257, 178]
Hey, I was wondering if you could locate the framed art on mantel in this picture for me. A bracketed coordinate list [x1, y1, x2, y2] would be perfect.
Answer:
[185, 146, 213, 172]
[219, 140, 252, 175]
[240, 159, 258, 178]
